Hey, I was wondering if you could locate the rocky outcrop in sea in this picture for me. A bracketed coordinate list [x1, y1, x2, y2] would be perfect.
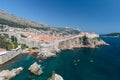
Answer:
[48, 71, 64, 80]
[28, 62, 43, 75]
[0, 67, 23, 80]
[51, 73, 63, 80]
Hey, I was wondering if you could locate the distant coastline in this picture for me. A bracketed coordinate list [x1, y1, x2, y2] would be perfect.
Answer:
[103, 36, 120, 38]
[102, 33, 120, 38]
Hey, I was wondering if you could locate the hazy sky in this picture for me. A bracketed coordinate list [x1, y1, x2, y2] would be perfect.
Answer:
[0, 0, 120, 33]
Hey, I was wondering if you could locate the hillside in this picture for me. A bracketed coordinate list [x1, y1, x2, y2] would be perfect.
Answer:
[0, 10, 80, 35]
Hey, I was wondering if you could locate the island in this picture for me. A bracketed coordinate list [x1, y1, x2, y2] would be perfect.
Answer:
[103, 33, 120, 37]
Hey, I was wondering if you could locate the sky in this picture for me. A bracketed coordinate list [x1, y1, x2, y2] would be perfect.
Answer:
[0, 0, 120, 34]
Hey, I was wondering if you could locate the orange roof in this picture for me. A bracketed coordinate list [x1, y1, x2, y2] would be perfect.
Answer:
[38, 35, 65, 42]
[20, 32, 76, 43]
[0, 48, 6, 51]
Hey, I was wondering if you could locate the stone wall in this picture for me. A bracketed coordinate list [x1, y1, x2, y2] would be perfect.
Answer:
[0, 48, 22, 64]
[17, 38, 40, 48]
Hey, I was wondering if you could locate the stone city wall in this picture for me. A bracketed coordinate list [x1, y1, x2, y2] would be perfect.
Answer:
[0, 48, 22, 64]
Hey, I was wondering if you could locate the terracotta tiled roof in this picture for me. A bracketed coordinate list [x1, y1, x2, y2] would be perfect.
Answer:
[0, 48, 6, 51]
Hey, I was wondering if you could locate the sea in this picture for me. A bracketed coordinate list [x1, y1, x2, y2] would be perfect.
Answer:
[0, 37, 120, 80]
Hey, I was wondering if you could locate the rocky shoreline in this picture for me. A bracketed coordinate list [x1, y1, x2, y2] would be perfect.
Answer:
[0, 62, 64, 80]
[0, 62, 43, 80]
[38, 35, 109, 59]
[0, 67, 23, 80]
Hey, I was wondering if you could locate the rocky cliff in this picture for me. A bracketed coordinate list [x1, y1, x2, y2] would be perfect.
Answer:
[38, 35, 109, 59]
[58, 37, 108, 49]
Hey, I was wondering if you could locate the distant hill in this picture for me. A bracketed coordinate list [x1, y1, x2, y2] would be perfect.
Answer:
[103, 33, 120, 37]
[0, 10, 80, 35]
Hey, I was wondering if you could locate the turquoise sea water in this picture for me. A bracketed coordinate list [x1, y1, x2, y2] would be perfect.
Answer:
[0, 37, 120, 80]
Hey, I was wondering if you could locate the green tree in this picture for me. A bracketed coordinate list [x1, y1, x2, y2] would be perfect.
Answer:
[21, 44, 28, 50]
[11, 36, 17, 42]
[83, 35, 88, 41]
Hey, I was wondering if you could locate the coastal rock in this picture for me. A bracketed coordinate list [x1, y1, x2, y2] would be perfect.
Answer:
[28, 62, 43, 75]
[51, 74, 63, 80]
[0, 67, 23, 80]
[81, 38, 109, 48]
[49, 72, 64, 80]
[38, 52, 56, 60]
